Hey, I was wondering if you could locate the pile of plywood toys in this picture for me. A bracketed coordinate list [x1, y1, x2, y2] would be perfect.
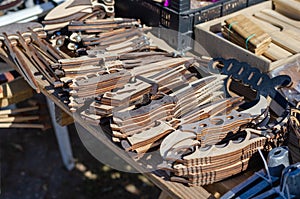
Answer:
[0, 0, 298, 189]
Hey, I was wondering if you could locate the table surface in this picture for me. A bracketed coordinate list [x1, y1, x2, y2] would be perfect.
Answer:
[30, 61, 259, 199]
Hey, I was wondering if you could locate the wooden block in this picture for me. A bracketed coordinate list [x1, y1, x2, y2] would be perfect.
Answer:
[0, 77, 34, 108]
[55, 104, 74, 126]
[273, 0, 300, 20]
[224, 14, 271, 50]
[263, 43, 293, 61]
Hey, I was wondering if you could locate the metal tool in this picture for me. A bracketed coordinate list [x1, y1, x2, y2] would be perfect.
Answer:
[221, 146, 290, 199]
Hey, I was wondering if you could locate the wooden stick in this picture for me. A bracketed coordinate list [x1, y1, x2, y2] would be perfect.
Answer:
[0, 116, 39, 122]
[260, 9, 300, 29]
[0, 123, 44, 129]
[0, 106, 39, 115]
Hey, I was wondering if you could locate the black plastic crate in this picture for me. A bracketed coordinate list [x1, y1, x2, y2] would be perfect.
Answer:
[151, 27, 193, 52]
[194, 4, 222, 24]
[115, 0, 264, 51]
[115, 0, 161, 27]
[116, 0, 249, 32]
[170, 0, 191, 12]
[160, 7, 194, 33]
[247, 0, 266, 6]
[140, 0, 161, 26]
[222, 0, 247, 16]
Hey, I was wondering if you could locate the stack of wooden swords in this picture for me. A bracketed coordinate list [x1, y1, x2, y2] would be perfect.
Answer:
[221, 6, 300, 61]
[156, 57, 293, 186]
[0, 22, 65, 93]
[43, 0, 115, 33]
[0, 0, 294, 187]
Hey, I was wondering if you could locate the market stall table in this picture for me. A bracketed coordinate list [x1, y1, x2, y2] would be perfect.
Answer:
[23, 48, 259, 199]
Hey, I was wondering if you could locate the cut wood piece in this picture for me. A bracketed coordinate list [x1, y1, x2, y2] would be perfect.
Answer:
[55, 105, 74, 126]
[80, 110, 101, 125]
[263, 43, 293, 61]
[126, 121, 174, 152]
[183, 159, 251, 186]
[148, 64, 189, 84]
[180, 111, 254, 147]
[68, 18, 140, 32]
[167, 131, 267, 186]
[84, 33, 139, 47]
[97, 28, 143, 42]
[170, 75, 226, 117]
[273, 0, 300, 20]
[89, 100, 136, 117]
[0, 116, 39, 122]
[260, 9, 300, 30]
[17, 32, 62, 87]
[0, 106, 39, 115]
[223, 14, 271, 55]
[112, 110, 174, 136]
[0, 123, 45, 128]
[224, 15, 271, 47]
[131, 57, 194, 76]
[221, 26, 270, 55]
[28, 29, 66, 60]
[105, 36, 143, 51]
[183, 132, 265, 163]
[84, 18, 137, 24]
[70, 69, 131, 88]
[44, 22, 71, 31]
[269, 32, 300, 54]
[101, 78, 153, 106]
[44, 0, 93, 21]
[96, 36, 150, 55]
[0, 77, 34, 107]
[160, 97, 245, 158]
[252, 13, 300, 54]
[1, 34, 39, 92]
[253, 11, 300, 40]
[0, 22, 64, 90]
[113, 95, 175, 126]
[126, 139, 162, 154]
[174, 96, 243, 128]
[89, 101, 114, 115]
[248, 16, 281, 34]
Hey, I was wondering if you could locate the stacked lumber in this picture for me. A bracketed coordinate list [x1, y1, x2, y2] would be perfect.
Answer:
[221, 7, 300, 61]
[0, 76, 34, 108]
[68, 69, 131, 111]
[166, 131, 267, 186]
[287, 103, 300, 163]
[222, 14, 272, 55]
[109, 73, 234, 158]
[158, 93, 270, 186]
[81, 57, 196, 118]
[0, 105, 45, 129]
[253, 9, 300, 58]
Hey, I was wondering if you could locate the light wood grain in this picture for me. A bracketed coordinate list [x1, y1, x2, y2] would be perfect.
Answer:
[263, 43, 293, 61]
[273, 0, 300, 20]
